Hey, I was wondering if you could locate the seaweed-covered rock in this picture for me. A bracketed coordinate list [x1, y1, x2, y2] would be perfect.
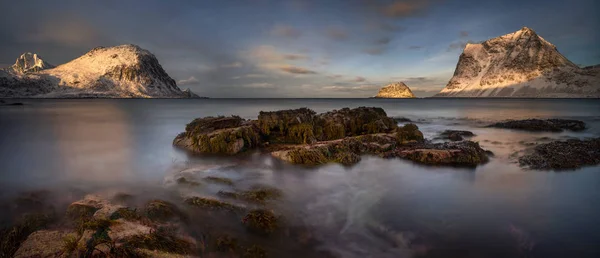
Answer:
[144, 200, 185, 222]
[385, 141, 490, 167]
[13, 230, 70, 258]
[396, 123, 424, 144]
[487, 119, 586, 132]
[184, 196, 245, 212]
[314, 107, 398, 141]
[242, 209, 279, 235]
[173, 116, 261, 154]
[271, 133, 400, 166]
[258, 108, 317, 144]
[438, 130, 475, 141]
[519, 138, 600, 170]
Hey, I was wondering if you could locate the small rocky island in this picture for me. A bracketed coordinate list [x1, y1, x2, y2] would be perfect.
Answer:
[373, 82, 416, 98]
[174, 107, 490, 167]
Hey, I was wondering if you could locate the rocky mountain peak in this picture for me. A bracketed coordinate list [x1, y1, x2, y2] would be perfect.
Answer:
[435, 27, 599, 98]
[375, 82, 416, 98]
[11, 52, 54, 73]
[1, 44, 188, 98]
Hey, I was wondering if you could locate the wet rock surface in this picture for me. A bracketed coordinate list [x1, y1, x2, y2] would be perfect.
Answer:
[384, 141, 490, 167]
[438, 130, 475, 141]
[519, 138, 600, 170]
[487, 119, 586, 132]
[174, 107, 491, 167]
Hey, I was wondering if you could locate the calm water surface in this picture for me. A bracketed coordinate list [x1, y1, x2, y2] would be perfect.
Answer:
[1, 99, 599, 258]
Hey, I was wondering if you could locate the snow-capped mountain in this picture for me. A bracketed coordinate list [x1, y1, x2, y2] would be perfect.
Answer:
[5, 53, 54, 74]
[0, 44, 189, 98]
[374, 82, 416, 98]
[435, 27, 600, 98]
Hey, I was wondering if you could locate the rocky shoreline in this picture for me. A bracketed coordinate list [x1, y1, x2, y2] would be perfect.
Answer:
[174, 107, 492, 167]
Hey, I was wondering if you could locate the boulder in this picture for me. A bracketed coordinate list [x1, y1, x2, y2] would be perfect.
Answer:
[487, 119, 586, 132]
[258, 108, 317, 144]
[384, 141, 490, 167]
[314, 107, 398, 141]
[173, 116, 261, 154]
[438, 130, 475, 141]
[519, 138, 600, 170]
[13, 230, 70, 258]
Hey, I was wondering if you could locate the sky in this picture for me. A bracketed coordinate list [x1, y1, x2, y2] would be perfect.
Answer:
[1, 0, 598, 98]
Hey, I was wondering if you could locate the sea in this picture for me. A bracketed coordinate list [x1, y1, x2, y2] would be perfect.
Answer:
[1, 98, 599, 258]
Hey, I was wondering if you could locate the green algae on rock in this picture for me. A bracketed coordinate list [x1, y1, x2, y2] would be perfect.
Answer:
[242, 209, 279, 235]
[144, 200, 185, 222]
[174, 107, 490, 167]
[173, 116, 261, 155]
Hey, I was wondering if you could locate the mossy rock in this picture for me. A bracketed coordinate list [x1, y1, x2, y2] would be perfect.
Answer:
[203, 176, 234, 186]
[120, 227, 194, 255]
[0, 213, 54, 257]
[215, 235, 238, 252]
[242, 209, 279, 235]
[315, 107, 397, 140]
[184, 197, 244, 212]
[185, 116, 243, 135]
[396, 123, 424, 144]
[176, 177, 201, 186]
[144, 200, 184, 222]
[66, 203, 99, 221]
[110, 208, 142, 221]
[243, 245, 267, 258]
[240, 185, 283, 203]
[258, 108, 317, 144]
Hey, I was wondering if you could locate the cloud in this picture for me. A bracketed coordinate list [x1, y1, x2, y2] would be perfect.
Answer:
[375, 37, 392, 45]
[178, 76, 199, 85]
[244, 82, 274, 88]
[247, 45, 306, 62]
[408, 45, 423, 50]
[221, 61, 243, 68]
[447, 40, 473, 51]
[460, 31, 469, 38]
[381, 0, 429, 18]
[363, 47, 385, 55]
[271, 25, 302, 38]
[354, 76, 366, 82]
[23, 16, 102, 47]
[325, 27, 348, 41]
[283, 54, 307, 60]
[322, 85, 380, 92]
[279, 65, 317, 74]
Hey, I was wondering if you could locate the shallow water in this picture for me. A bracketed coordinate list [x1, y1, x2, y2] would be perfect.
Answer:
[1, 98, 600, 257]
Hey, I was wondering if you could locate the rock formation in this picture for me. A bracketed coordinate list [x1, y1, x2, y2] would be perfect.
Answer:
[174, 107, 491, 167]
[374, 82, 416, 98]
[435, 27, 600, 98]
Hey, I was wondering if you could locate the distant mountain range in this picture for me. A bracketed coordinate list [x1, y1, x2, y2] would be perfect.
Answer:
[0, 44, 200, 98]
[434, 27, 600, 98]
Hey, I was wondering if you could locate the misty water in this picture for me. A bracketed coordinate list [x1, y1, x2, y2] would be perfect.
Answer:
[1, 99, 600, 258]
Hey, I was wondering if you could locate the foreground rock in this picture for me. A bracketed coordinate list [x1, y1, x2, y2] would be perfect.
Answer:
[14, 194, 196, 258]
[487, 119, 586, 132]
[438, 130, 475, 141]
[175, 107, 490, 167]
[519, 138, 600, 170]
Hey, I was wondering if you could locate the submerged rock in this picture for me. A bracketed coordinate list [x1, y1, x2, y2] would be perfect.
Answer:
[487, 119, 586, 132]
[438, 130, 475, 141]
[519, 138, 600, 170]
[386, 141, 490, 167]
